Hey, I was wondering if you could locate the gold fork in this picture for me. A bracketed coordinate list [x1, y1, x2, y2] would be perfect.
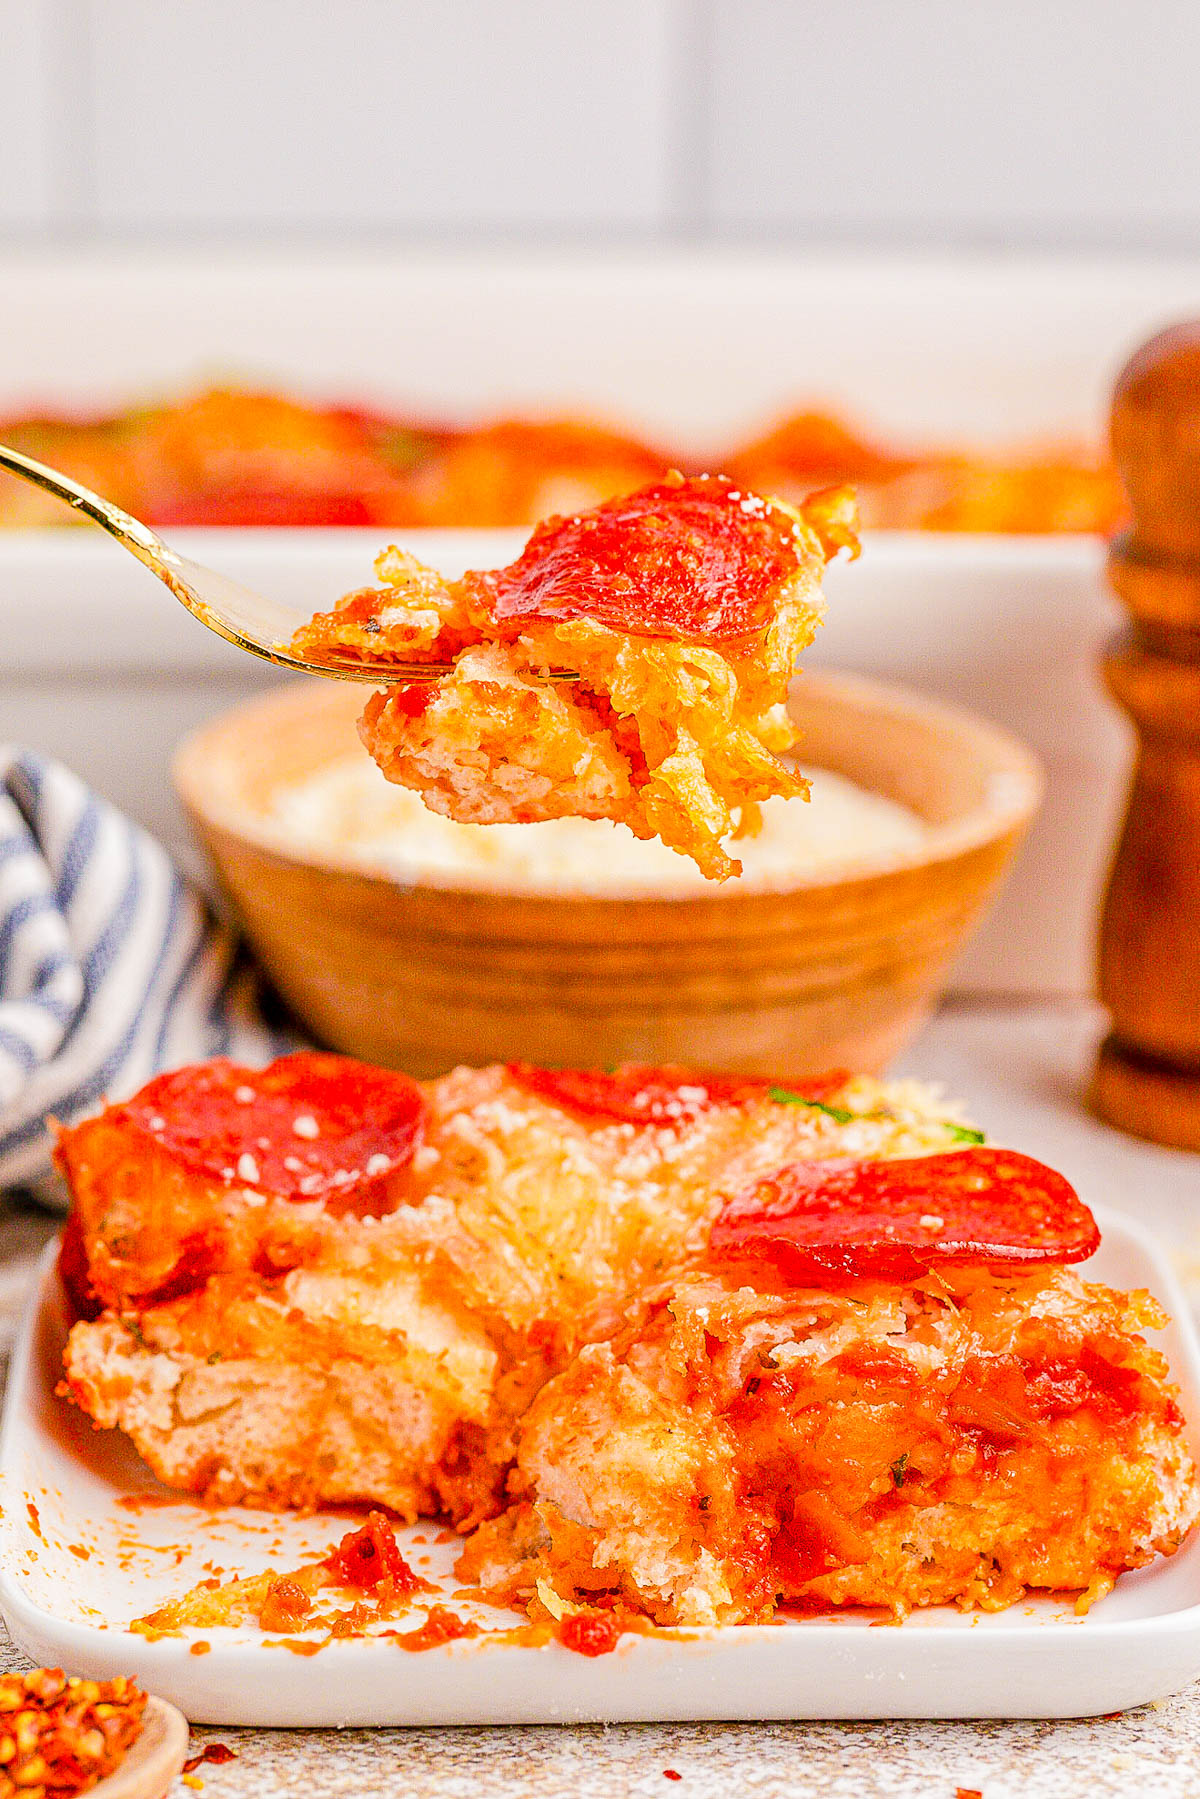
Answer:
[0, 442, 575, 684]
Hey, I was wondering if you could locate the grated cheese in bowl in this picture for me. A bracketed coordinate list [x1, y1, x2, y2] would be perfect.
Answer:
[266, 755, 927, 896]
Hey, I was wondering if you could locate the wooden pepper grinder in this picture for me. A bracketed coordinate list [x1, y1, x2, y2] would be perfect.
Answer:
[1091, 323, 1200, 1152]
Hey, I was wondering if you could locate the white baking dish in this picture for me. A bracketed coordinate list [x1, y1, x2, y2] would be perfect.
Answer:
[4, 245, 1191, 993]
[0, 524, 1121, 995]
[2, 246, 1199, 445]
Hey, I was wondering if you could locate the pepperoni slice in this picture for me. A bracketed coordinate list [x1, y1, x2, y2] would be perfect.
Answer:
[709, 1148, 1100, 1283]
[119, 1052, 426, 1212]
[475, 474, 806, 643]
[507, 1063, 783, 1127]
[508, 1064, 851, 1127]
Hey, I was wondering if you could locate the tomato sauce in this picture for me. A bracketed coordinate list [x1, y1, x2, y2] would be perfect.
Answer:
[558, 1610, 623, 1656]
[391, 1605, 480, 1652]
[387, 681, 434, 718]
[57, 1211, 101, 1320]
[323, 1514, 423, 1595]
[772, 1493, 870, 1587]
[183, 1743, 238, 1773]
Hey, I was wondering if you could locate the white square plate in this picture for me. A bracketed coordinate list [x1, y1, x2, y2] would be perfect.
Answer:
[3, 1206, 1199, 1725]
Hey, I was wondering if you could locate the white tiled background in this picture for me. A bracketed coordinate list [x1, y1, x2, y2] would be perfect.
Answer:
[4, 0, 1200, 249]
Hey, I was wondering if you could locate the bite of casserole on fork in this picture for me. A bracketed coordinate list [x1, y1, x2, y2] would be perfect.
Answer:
[291, 473, 858, 880]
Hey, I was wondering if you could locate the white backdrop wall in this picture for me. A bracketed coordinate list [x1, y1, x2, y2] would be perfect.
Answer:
[3, 0, 1200, 250]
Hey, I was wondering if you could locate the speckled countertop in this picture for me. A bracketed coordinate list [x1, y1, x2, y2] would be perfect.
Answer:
[2, 1000, 1199, 1799]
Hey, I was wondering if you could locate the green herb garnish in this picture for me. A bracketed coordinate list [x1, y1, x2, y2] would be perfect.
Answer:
[768, 1086, 854, 1125]
[946, 1124, 985, 1145]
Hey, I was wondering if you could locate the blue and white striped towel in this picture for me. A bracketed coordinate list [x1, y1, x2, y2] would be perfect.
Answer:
[0, 747, 298, 1201]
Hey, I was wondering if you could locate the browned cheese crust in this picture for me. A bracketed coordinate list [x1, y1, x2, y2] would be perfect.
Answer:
[58, 1065, 1199, 1624]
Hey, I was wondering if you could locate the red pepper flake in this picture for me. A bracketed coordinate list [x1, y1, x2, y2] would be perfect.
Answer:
[477, 474, 806, 644]
[119, 1052, 427, 1214]
[558, 1610, 623, 1657]
[0, 1668, 147, 1793]
[956, 1789, 983, 1799]
[183, 1742, 238, 1773]
[25, 1501, 42, 1542]
[664, 1773, 683, 1783]
[508, 1063, 778, 1128]
[324, 1513, 423, 1595]
[710, 1148, 1100, 1283]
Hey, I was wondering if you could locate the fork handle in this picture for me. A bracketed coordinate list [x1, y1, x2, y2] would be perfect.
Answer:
[0, 441, 182, 574]
[0, 440, 579, 685]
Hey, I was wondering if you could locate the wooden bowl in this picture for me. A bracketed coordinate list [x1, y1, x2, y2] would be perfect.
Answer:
[91, 1696, 189, 1799]
[174, 672, 1042, 1078]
